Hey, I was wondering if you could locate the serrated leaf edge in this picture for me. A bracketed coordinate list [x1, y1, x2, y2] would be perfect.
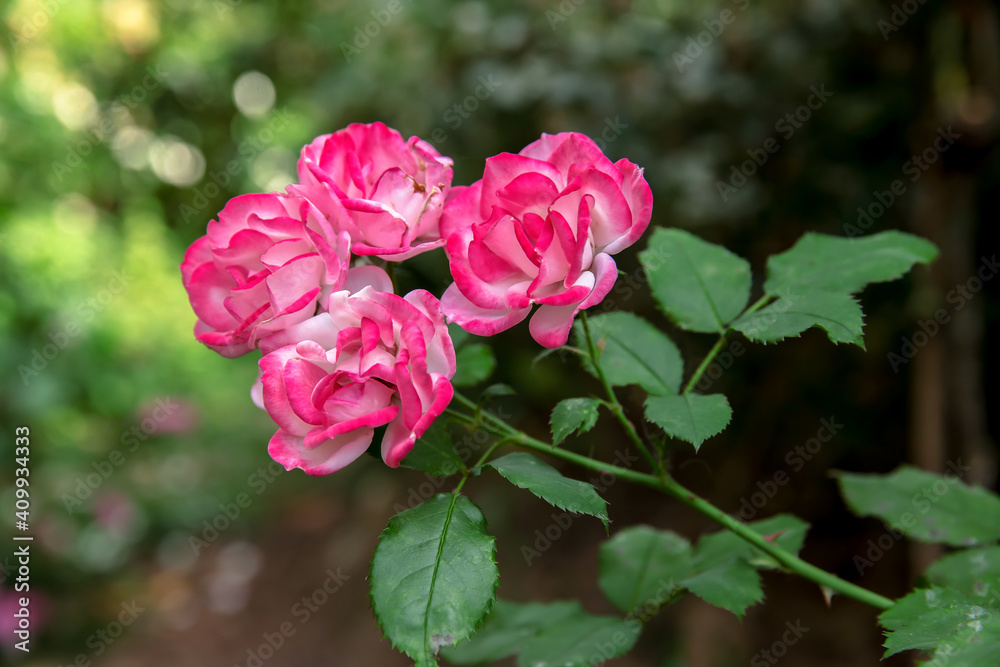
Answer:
[369, 494, 499, 666]
[487, 454, 610, 528]
[731, 291, 868, 349]
[549, 397, 601, 446]
[645, 394, 733, 452]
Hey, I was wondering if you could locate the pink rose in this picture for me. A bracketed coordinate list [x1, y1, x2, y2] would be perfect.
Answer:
[289, 122, 454, 261]
[439, 132, 653, 348]
[254, 287, 456, 475]
[181, 192, 357, 358]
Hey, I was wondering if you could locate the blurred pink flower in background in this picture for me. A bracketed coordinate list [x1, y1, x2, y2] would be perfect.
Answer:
[1, 587, 48, 651]
[135, 396, 199, 435]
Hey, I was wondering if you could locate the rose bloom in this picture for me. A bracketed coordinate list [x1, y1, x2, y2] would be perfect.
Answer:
[289, 122, 453, 261]
[439, 132, 653, 348]
[181, 192, 355, 358]
[253, 286, 456, 475]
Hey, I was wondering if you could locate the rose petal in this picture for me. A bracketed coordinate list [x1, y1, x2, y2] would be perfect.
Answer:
[439, 182, 483, 240]
[602, 159, 653, 255]
[481, 153, 564, 218]
[528, 253, 618, 348]
[441, 283, 531, 336]
[381, 376, 454, 467]
[268, 428, 374, 476]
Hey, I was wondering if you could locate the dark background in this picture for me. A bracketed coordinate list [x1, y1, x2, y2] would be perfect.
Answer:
[1, 0, 998, 665]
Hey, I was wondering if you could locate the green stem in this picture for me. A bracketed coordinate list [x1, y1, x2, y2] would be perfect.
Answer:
[681, 335, 728, 395]
[740, 294, 774, 320]
[448, 437, 508, 497]
[579, 312, 664, 476]
[653, 478, 893, 610]
[681, 294, 774, 394]
[470, 439, 505, 470]
[447, 399, 894, 611]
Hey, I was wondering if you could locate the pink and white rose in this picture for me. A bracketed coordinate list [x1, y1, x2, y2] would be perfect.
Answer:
[289, 122, 453, 261]
[254, 287, 456, 475]
[181, 192, 354, 358]
[439, 132, 653, 348]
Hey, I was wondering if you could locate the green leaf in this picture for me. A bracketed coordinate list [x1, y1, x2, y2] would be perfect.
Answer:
[644, 393, 732, 451]
[730, 290, 866, 348]
[763, 231, 938, 297]
[453, 343, 496, 386]
[639, 227, 752, 333]
[518, 614, 641, 667]
[925, 633, 1000, 666]
[402, 422, 465, 477]
[442, 600, 582, 664]
[837, 466, 1000, 547]
[487, 453, 608, 528]
[880, 587, 1000, 658]
[681, 536, 763, 619]
[448, 322, 471, 349]
[598, 526, 691, 614]
[926, 547, 1000, 600]
[370, 494, 498, 667]
[740, 515, 811, 569]
[532, 346, 571, 367]
[575, 312, 683, 396]
[676, 516, 809, 617]
[480, 383, 516, 401]
[443, 601, 641, 667]
[594, 518, 809, 620]
[551, 398, 601, 446]
[693, 515, 811, 570]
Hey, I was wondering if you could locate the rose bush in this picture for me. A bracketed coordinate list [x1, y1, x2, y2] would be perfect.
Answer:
[252, 286, 456, 475]
[181, 192, 353, 358]
[439, 131, 652, 348]
[181, 126, 654, 476]
[177, 123, 971, 667]
[289, 122, 454, 261]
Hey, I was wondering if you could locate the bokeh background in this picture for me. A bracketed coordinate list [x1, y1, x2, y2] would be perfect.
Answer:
[1, 0, 998, 665]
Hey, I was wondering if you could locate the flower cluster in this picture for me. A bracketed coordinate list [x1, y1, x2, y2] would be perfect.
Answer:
[182, 123, 651, 475]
